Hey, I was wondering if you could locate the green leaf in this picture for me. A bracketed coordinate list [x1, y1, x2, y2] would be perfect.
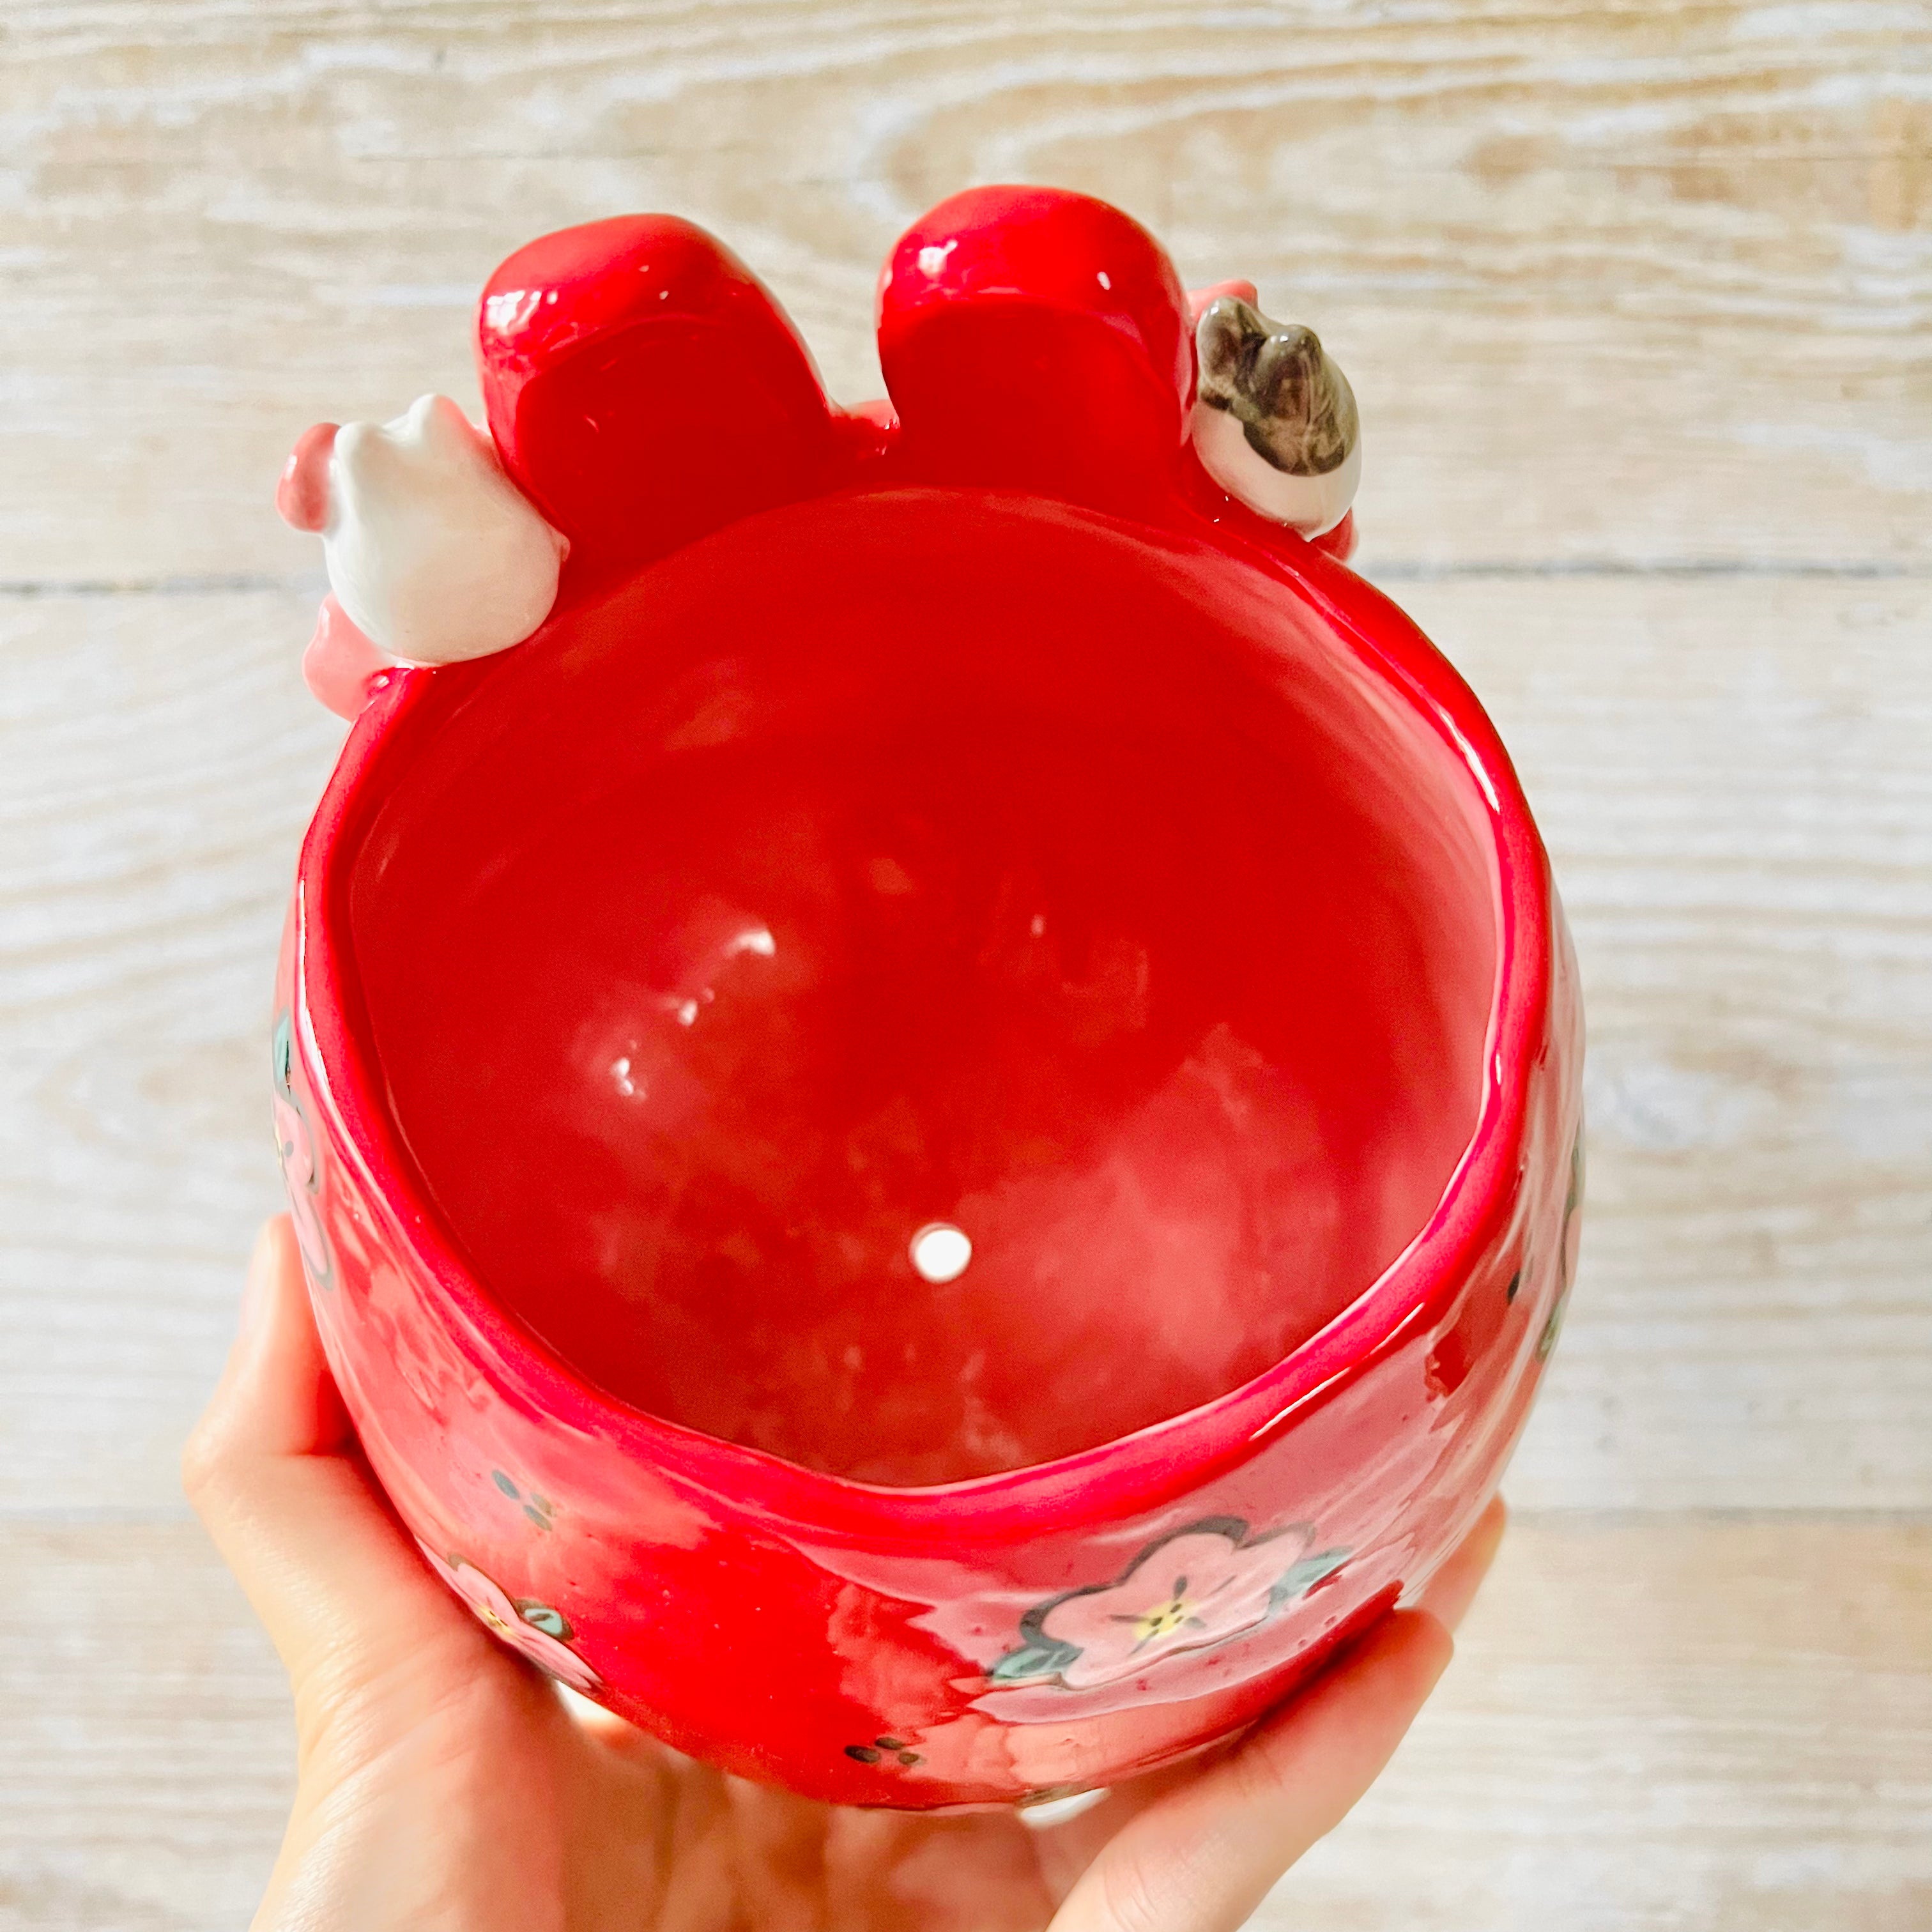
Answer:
[1271, 1548, 1350, 1607]
[988, 1639, 1081, 1684]
[1538, 1286, 1573, 1361]
[516, 1601, 570, 1639]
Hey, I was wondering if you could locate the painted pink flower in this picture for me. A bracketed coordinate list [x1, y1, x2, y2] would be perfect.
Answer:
[991, 1519, 1348, 1691]
[272, 1012, 332, 1287]
[415, 1540, 603, 1695]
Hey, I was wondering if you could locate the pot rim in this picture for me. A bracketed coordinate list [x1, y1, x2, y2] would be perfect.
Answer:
[292, 489, 1552, 1544]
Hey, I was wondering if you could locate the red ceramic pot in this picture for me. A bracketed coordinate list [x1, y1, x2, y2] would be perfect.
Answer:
[272, 187, 1583, 1810]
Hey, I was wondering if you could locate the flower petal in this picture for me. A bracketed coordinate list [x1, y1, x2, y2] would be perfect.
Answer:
[1023, 1522, 1329, 1689]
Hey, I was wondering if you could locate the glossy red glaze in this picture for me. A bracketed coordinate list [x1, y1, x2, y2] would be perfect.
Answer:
[1310, 507, 1357, 563]
[276, 188, 1583, 1810]
[477, 215, 839, 589]
[879, 187, 1194, 513]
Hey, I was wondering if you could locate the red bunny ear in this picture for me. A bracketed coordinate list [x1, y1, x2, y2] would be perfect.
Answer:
[877, 187, 1194, 511]
[477, 216, 837, 585]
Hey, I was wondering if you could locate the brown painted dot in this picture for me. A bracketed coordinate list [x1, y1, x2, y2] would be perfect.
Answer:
[875, 1736, 908, 1751]
[845, 1744, 881, 1764]
[898, 1752, 922, 1767]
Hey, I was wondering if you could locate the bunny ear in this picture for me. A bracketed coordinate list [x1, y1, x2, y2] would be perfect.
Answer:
[876, 187, 1195, 512]
[476, 215, 838, 586]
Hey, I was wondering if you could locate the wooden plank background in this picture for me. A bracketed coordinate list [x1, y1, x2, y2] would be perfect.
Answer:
[2, 1, 1927, 1925]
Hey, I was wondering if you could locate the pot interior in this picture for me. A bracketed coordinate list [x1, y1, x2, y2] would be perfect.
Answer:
[342, 489, 1499, 1485]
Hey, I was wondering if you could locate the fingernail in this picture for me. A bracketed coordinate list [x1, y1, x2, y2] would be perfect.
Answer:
[238, 1220, 277, 1338]
[1020, 1788, 1109, 1830]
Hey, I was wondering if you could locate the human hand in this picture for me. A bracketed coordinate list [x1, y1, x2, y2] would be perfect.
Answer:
[186, 1216, 1504, 1932]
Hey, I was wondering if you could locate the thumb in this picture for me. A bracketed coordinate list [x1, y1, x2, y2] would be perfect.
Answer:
[183, 1217, 487, 1714]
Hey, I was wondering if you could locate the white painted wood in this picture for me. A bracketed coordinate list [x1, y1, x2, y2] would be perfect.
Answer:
[1272, 1516, 1932, 1932]
[1403, 572, 1932, 1512]
[1, 1, 1928, 583]
[0, 590, 342, 1511]
[3, 2, 1929, 1922]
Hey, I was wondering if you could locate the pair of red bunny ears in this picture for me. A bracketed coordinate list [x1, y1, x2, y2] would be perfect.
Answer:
[471, 184, 1351, 598]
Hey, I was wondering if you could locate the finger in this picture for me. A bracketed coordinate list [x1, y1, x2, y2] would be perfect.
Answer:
[195, 1216, 351, 1455]
[565, 1687, 680, 1771]
[1417, 1496, 1508, 1634]
[182, 1217, 483, 1702]
[1038, 1498, 1506, 1888]
[1046, 1610, 1452, 1932]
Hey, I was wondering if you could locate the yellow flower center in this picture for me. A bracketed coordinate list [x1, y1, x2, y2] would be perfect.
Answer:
[1111, 1574, 1209, 1652]
[1135, 1594, 1193, 1642]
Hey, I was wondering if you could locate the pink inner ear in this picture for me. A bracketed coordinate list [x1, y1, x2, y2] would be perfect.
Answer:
[475, 215, 837, 586]
[277, 422, 339, 532]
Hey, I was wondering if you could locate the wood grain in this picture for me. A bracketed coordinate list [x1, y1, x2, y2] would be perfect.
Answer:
[1278, 1514, 1932, 1932]
[0, 590, 340, 1515]
[2, 0, 1928, 583]
[1402, 571, 1932, 1512]
[0, 1522, 293, 1932]
[3, 1517, 1925, 1932]
[3, 1, 1928, 1923]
